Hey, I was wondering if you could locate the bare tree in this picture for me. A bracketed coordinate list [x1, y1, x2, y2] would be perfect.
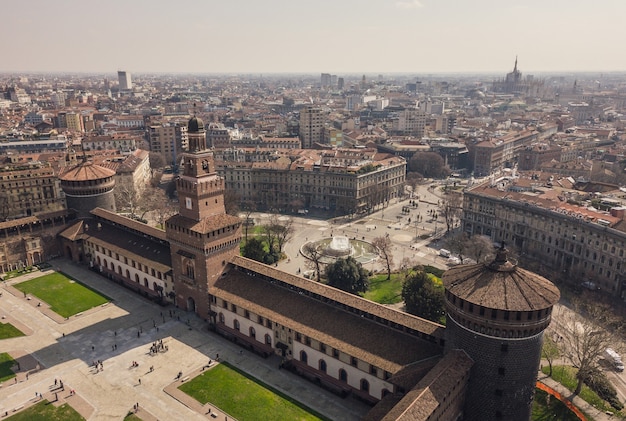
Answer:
[440, 192, 462, 233]
[542, 334, 560, 378]
[114, 178, 144, 219]
[274, 218, 294, 254]
[465, 235, 495, 263]
[241, 199, 257, 242]
[148, 152, 166, 179]
[443, 232, 469, 263]
[151, 188, 178, 228]
[372, 235, 394, 280]
[559, 301, 623, 395]
[302, 242, 323, 282]
[223, 188, 240, 216]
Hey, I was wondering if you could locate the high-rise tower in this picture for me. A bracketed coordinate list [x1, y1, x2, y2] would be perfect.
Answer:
[443, 245, 560, 421]
[117, 70, 132, 90]
[165, 115, 242, 318]
[299, 106, 324, 149]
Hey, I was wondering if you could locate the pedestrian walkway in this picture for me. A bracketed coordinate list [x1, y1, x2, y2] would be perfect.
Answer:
[0, 258, 370, 421]
[537, 371, 614, 421]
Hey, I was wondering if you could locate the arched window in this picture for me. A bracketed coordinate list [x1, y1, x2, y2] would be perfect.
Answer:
[300, 351, 308, 364]
[360, 379, 369, 393]
[234, 320, 240, 331]
[319, 359, 327, 373]
[118, 265, 122, 275]
[339, 369, 347, 382]
[110, 261, 114, 270]
[219, 313, 225, 323]
[265, 334, 271, 346]
[103, 259, 108, 268]
[135, 274, 139, 282]
[125, 269, 130, 278]
[382, 389, 391, 397]
[97, 256, 101, 266]
[249, 326, 256, 339]
[144, 279, 149, 288]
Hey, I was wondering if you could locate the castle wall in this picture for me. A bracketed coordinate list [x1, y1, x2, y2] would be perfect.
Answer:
[446, 315, 543, 421]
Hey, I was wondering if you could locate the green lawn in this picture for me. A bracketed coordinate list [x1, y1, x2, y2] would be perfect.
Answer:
[0, 352, 17, 382]
[5, 400, 84, 421]
[123, 413, 142, 421]
[363, 274, 403, 304]
[0, 322, 25, 339]
[542, 365, 621, 416]
[532, 389, 584, 421]
[179, 363, 327, 421]
[13, 273, 109, 318]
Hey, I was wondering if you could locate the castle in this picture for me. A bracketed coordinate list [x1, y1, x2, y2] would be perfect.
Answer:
[56, 115, 559, 420]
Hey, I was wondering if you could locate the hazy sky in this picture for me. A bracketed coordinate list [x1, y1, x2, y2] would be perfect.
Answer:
[2, 0, 625, 74]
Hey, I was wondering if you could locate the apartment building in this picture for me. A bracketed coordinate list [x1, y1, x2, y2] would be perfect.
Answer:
[469, 129, 538, 176]
[148, 123, 188, 166]
[0, 160, 65, 220]
[217, 148, 406, 215]
[462, 173, 626, 301]
[299, 106, 325, 148]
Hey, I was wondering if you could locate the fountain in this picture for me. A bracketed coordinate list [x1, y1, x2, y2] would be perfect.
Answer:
[301, 235, 378, 265]
[325, 236, 353, 257]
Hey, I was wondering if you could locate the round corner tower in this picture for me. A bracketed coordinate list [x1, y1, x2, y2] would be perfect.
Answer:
[60, 161, 116, 218]
[443, 246, 560, 421]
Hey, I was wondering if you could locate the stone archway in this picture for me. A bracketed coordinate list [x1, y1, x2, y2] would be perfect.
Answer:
[186, 297, 196, 313]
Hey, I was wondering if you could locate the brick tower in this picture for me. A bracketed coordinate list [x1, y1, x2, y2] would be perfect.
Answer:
[165, 115, 242, 319]
[443, 245, 560, 421]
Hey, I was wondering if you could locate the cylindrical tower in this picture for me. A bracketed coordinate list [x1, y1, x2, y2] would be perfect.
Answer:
[60, 161, 116, 218]
[443, 246, 560, 421]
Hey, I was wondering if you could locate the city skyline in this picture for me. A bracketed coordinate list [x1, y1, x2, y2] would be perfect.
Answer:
[2, 0, 626, 75]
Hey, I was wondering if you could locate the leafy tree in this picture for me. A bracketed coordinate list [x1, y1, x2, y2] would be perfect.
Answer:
[409, 152, 450, 179]
[402, 271, 445, 323]
[241, 238, 266, 263]
[325, 256, 369, 295]
[372, 236, 394, 280]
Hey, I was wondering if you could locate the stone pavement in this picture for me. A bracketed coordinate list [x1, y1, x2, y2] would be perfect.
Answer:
[0, 259, 370, 420]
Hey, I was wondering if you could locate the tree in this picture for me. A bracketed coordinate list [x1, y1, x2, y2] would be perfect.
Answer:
[402, 271, 445, 323]
[443, 232, 469, 263]
[405, 172, 423, 197]
[223, 189, 240, 216]
[325, 256, 369, 295]
[440, 192, 462, 233]
[465, 235, 495, 263]
[542, 334, 560, 378]
[150, 188, 177, 228]
[242, 238, 266, 263]
[372, 236, 394, 280]
[409, 152, 450, 179]
[148, 152, 166, 176]
[559, 301, 623, 395]
[114, 179, 151, 220]
[303, 242, 323, 282]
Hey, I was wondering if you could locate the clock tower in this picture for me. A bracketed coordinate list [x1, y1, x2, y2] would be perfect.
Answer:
[165, 115, 242, 318]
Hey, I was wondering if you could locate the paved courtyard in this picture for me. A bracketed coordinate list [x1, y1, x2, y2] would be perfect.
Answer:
[0, 260, 370, 420]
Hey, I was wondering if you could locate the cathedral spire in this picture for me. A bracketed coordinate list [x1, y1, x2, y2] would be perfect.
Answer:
[513, 55, 518, 72]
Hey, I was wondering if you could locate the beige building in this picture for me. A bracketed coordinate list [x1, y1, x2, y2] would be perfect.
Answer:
[462, 173, 626, 301]
[217, 148, 406, 215]
[299, 106, 325, 148]
[149, 123, 188, 166]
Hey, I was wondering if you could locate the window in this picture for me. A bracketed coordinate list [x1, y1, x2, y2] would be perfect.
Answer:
[265, 334, 271, 346]
[339, 369, 347, 382]
[332, 348, 339, 358]
[319, 360, 327, 373]
[360, 379, 369, 393]
[351, 356, 357, 367]
[300, 351, 308, 364]
[234, 320, 240, 331]
[370, 365, 377, 375]
[249, 327, 255, 339]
